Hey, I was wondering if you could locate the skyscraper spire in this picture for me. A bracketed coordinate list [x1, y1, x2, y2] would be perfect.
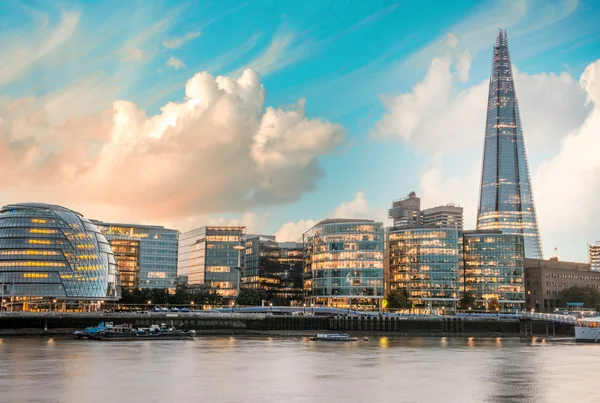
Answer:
[476, 29, 543, 259]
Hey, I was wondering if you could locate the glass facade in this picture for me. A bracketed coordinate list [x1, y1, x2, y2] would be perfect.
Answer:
[92, 221, 179, 290]
[303, 219, 383, 305]
[477, 29, 543, 259]
[590, 241, 600, 272]
[242, 236, 303, 303]
[0, 203, 120, 304]
[108, 238, 140, 292]
[178, 226, 245, 298]
[463, 230, 525, 310]
[387, 227, 461, 309]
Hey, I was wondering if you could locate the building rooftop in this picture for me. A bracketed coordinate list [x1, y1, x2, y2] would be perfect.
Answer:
[316, 218, 376, 226]
[1, 202, 82, 216]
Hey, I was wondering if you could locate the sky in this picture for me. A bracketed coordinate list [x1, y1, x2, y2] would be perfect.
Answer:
[0, 0, 599, 262]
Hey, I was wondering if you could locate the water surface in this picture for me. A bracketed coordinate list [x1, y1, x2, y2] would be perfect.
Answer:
[0, 336, 597, 403]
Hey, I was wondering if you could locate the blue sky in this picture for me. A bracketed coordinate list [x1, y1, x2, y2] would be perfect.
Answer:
[1, 0, 599, 261]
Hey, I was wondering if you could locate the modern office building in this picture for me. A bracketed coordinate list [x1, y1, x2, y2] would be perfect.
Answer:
[422, 204, 464, 230]
[524, 257, 598, 312]
[303, 219, 384, 306]
[178, 226, 245, 298]
[242, 235, 303, 303]
[463, 230, 525, 310]
[92, 221, 178, 291]
[0, 203, 120, 310]
[389, 192, 422, 228]
[387, 227, 461, 310]
[476, 29, 543, 259]
[589, 241, 600, 272]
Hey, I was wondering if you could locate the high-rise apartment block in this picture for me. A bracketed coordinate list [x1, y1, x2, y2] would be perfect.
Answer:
[476, 29, 543, 259]
[389, 192, 422, 227]
[422, 204, 464, 230]
[590, 241, 600, 272]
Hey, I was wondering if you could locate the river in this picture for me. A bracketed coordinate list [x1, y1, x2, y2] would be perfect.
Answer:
[0, 336, 597, 403]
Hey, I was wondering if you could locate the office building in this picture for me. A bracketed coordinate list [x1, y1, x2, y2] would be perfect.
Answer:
[303, 219, 384, 306]
[422, 204, 464, 230]
[524, 258, 597, 312]
[0, 203, 120, 310]
[387, 227, 461, 310]
[590, 241, 600, 272]
[463, 230, 525, 310]
[242, 235, 303, 303]
[178, 226, 245, 298]
[389, 192, 422, 227]
[476, 29, 543, 259]
[92, 221, 179, 291]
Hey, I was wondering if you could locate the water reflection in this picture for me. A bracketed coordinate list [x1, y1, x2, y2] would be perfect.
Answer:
[0, 336, 596, 403]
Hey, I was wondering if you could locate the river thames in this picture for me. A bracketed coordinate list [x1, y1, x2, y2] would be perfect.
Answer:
[0, 336, 597, 403]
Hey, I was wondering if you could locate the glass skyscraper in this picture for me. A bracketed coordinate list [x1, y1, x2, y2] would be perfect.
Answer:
[92, 221, 179, 290]
[387, 227, 461, 310]
[303, 219, 383, 306]
[476, 29, 543, 259]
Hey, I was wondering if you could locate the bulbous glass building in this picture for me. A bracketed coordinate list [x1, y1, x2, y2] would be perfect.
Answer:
[0, 203, 120, 309]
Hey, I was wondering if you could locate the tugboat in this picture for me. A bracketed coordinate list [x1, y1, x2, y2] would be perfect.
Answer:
[73, 322, 112, 339]
[310, 333, 357, 342]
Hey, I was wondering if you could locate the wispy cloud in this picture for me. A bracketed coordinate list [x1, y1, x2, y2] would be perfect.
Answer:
[234, 24, 314, 77]
[162, 31, 201, 49]
[166, 56, 186, 70]
[0, 9, 80, 85]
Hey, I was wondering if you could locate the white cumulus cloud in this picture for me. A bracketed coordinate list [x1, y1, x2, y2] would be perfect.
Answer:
[166, 56, 186, 70]
[0, 69, 345, 228]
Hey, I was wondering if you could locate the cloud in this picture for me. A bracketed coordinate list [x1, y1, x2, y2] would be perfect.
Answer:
[236, 24, 314, 76]
[274, 191, 388, 242]
[370, 33, 598, 260]
[166, 56, 186, 70]
[121, 47, 145, 61]
[0, 69, 345, 228]
[162, 32, 201, 49]
[0, 10, 80, 85]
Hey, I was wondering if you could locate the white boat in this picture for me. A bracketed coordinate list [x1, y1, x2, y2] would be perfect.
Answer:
[575, 317, 600, 342]
[310, 333, 357, 341]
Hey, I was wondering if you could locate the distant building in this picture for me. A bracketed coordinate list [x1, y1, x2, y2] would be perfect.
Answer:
[386, 226, 461, 310]
[525, 258, 598, 312]
[422, 205, 463, 230]
[242, 235, 303, 303]
[92, 221, 179, 291]
[463, 230, 525, 311]
[303, 219, 384, 306]
[475, 29, 542, 259]
[590, 241, 600, 272]
[178, 226, 245, 299]
[389, 192, 422, 228]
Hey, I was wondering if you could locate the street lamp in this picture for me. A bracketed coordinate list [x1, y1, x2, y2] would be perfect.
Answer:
[269, 302, 273, 313]
[303, 303, 306, 314]
[233, 245, 245, 298]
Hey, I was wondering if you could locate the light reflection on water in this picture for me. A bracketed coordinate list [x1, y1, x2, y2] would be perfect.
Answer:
[0, 336, 597, 403]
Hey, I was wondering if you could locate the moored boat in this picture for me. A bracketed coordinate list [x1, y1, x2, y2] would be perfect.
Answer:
[310, 333, 357, 341]
[575, 317, 600, 342]
[75, 323, 196, 341]
[73, 322, 113, 339]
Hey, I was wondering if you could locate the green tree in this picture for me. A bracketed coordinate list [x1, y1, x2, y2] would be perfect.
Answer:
[387, 289, 412, 309]
[202, 287, 223, 306]
[559, 286, 600, 311]
[459, 290, 476, 310]
[237, 288, 266, 306]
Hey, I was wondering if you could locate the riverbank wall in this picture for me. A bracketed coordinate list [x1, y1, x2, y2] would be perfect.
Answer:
[0, 313, 574, 337]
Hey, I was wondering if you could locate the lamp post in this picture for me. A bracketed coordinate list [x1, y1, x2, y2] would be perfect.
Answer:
[233, 245, 245, 299]
[269, 302, 273, 313]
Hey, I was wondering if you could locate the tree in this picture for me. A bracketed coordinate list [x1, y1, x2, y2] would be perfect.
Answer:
[236, 288, 266, 306]
[559, 286, 600, 311]
[487, 298, 500, 312]
[387, 289, 412, 309]
[459, 290, 476, 310]
[202, 287, 223, 306]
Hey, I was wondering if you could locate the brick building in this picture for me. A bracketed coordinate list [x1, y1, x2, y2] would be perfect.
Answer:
[524, 258, 600, 312]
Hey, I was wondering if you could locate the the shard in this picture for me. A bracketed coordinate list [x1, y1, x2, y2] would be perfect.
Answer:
[476, 29, 543, 259]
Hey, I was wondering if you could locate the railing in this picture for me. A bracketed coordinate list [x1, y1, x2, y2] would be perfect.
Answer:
[517, 311, 578, 324]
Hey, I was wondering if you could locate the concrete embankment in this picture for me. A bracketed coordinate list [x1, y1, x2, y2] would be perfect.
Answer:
[0, 313, 574, 338]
